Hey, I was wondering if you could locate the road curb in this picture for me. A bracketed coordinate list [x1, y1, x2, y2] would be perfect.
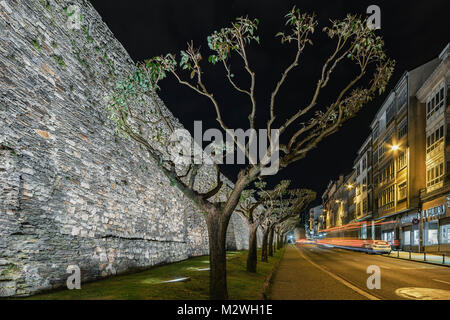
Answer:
[261, 246, 286, 300]
[382, 253, 450, 268]
[320, 244, 450, 268]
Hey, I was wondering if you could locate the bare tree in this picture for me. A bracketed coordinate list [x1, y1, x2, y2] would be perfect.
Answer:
[237, 180, 290, 272]
[260, 188, 316, 262]
[277, 216, 301, 246]
[108, 6, 394, 299]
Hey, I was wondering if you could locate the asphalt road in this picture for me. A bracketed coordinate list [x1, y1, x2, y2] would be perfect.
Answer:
[270, 244, 450, 300]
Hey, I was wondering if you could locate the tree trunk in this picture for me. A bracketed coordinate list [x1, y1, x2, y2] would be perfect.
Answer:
[268, 226, 274, 257]
[206, 212, 231, 300]
[204, 167, 260, 299]
[273, 229, 277, 253]
[261, 227, 269, 262]
[277, 233, 282, 249]
[276, 233, 279, 250]
[246, 223, 258, 273]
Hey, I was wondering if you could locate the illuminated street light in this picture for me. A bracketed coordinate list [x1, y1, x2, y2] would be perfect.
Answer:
[346, 184, 354, 190]
[391, 144, 399, 151]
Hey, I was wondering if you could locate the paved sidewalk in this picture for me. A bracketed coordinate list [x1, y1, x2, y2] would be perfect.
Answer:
[385, 250, 449, 266]
[270, 245, 367, 300]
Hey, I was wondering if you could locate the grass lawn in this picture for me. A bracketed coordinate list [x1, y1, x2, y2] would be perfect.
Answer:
[22, 248, 284, 300]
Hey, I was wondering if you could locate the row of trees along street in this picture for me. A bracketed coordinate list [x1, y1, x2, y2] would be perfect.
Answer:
[108, 6, 395, 299]
[237, 180, 316, 272]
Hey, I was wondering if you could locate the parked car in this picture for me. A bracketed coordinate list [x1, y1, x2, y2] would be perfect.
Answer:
[363, 240, 392, 254]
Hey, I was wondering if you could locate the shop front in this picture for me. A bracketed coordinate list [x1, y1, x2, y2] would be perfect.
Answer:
[422, 195, 450, 253]
[400, 211, 421, 252]
[379, 217, 400, 249]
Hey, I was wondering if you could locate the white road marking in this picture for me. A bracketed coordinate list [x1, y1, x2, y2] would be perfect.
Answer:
[433, 279, 450, 285]
[400, 266, 438, 270]
[379, 265, 391, 269]
[295, 246, 380, 300]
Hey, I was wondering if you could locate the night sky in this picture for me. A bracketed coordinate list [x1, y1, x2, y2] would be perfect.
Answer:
[90, 0, 449, 207]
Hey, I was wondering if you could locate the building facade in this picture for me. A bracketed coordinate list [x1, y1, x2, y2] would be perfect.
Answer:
[320, 43, 449, 253]
[353, 136, 373, 239]
[309, 205, 324, 238]
[371, 57, 439, 249]
[416, 43, 450, 253]
[321, 173, 355, 235]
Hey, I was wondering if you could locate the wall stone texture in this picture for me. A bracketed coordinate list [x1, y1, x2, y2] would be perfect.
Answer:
[0, 0, 254, 297]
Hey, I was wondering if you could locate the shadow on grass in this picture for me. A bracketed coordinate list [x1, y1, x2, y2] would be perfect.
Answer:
[21, 249, 283, 300]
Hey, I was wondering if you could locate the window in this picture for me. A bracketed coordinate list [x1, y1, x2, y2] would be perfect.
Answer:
[378, 144, 385, 160]
[363, 197, 368, 213]
[398, 182, 407, 201]
[378, 131, 392, 161]
[385, 130, 393, 144]
[373, 148, 378, 164]
[386, 101, 396, 125]
[427, 161, 444, 188]
[356, 165, 360, 177]
[423, 221, 438, 246]
[441, 223, 450, 244]
[380, 161, 395, 184]
[426, 124, 444, 154]
[356, 184, 361, 196]
[412, 227, 420, 245]
[378, 185, 395, 210]
[426, 83, 446, 119]
[397, 152, 406, 170]
[362, 157, 367, 170]
[362, 177, 367, 191]
[397, 85, 407, 112]
[382, 230, 395, 245]
[373, 124, 379, 141]
[398, 118, 407, 139]
[403, 230, 411, 245]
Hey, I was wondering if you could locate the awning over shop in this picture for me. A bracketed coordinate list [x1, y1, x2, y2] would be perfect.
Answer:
[355, 214, 372, 222]
[375, 208, 413, 222]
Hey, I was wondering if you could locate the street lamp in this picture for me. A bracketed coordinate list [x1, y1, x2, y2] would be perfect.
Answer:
[391, 144, 399, 151]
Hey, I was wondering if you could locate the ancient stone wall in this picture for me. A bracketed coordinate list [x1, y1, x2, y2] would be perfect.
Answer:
[0, 0, 251, 297]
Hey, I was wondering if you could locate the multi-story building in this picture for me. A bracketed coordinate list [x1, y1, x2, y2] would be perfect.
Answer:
[353, 136, 374, 239]
[416, 43, 450, 253]
[319, 43, 449, 253]
[370, 56, 439, 249]
[322, 180, 336, 230]
[322, 179, 340, 230]
[332, 176, 346, 228]
[353, 137, 373, 220]
[344, 171, 356, 224]
[321, 173, 355, 231]
[309, 205, 324, 237]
